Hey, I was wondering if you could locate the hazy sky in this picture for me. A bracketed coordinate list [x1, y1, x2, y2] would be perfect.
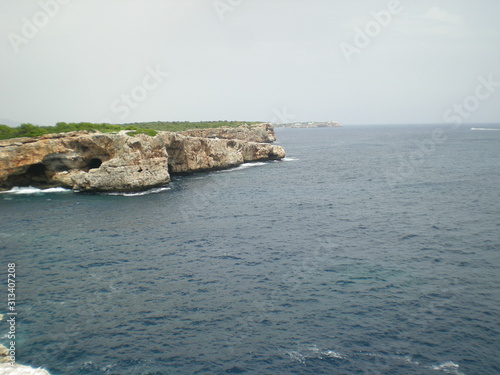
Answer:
[1, 0, 499, 125]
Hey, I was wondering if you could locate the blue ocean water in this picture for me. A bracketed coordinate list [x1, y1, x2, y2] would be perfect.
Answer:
[0, 124, 499, 375]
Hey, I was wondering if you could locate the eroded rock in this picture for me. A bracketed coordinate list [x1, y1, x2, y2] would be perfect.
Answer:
[160, 132, 285, 174]
[0, 132, 169, 192]
[0, 125, 285, 192]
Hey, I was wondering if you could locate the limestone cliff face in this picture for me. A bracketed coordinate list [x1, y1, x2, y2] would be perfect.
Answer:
[160, 132, 244, 173]
[159, 132, 285, 174]
[0, 125, 285, 192]
[179, 123, 276, 143]
[0, 132, 169, 191]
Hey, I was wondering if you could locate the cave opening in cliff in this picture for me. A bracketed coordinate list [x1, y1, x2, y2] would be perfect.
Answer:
[27, 163, 46, 177]
[6, 163, 51, 188]
[88, 158, 102, 170]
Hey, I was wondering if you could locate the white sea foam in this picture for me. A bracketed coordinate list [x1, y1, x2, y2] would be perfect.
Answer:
[285, 345, 345, 364]
[432, 361, 463, 374]
[404, 355, 420, 365]
[286, 350, 306, 364]
[307, 345, 345, 359]
[0, 364, 51, 374]
[322, 350, 345, 359]
[284, 346, 463, 373]
[470, 127, 500, 131]
[354, 351, 432, 370]
[0, 186, 72, 194]
[218, 162, 268, 172]
[105, 186, 171, 197]
[283, 157, 299, 162]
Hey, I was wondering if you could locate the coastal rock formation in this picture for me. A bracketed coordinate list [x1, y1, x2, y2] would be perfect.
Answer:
[54, 133, 169, 191]
[240, 141, 285, 162]
[0, 344, 51, 374]
[180, 123, 276, 143]
[161, 133, 244, 173]
[0, 125, 285, 192]
[160, 132, 285, 174]
[0, 132, 169, 192]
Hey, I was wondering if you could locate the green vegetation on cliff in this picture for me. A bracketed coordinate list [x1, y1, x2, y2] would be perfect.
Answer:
[0, 121, 259, 140]
[0, 122, 152, 140]
[122, 121, 260, 132]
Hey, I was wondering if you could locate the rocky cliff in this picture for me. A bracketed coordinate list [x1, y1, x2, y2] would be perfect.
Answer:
[0, 132, 170, 192]
[179, 123, 276, 143]
[0, 125, 285, 192]
[160, 132, 284, 174]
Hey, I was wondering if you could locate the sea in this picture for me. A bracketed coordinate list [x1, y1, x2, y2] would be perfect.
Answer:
[0, 124, 499, 375]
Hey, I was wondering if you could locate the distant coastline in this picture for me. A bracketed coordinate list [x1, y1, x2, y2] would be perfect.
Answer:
[274, 121, 342, 128]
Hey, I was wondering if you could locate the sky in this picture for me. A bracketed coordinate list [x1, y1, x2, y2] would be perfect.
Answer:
[0, 0, 499, 126]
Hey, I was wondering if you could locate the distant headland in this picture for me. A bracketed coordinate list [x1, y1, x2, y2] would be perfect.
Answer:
[274, 121, 342, 128]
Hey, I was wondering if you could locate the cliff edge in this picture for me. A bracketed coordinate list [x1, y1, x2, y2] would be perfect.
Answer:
[0, 124, 285, 192]
[179, 123, 276, 143]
